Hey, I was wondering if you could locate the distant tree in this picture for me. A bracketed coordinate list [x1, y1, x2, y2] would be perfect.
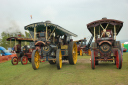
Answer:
[0, 32, 10, 49]
[0, 31, 30, 49]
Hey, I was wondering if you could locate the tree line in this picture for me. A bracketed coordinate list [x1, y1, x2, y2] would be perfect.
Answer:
[0, 31, 29, 49]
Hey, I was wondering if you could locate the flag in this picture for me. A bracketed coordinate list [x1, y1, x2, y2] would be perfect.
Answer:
[30, 15, 32, 19]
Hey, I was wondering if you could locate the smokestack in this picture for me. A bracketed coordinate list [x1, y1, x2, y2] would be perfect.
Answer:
[102, 17, 107, 19]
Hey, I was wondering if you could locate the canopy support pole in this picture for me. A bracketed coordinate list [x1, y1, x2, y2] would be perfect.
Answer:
[100, 24, 109, 30]
[34, 25, 37, 42]
[94, 27, 95, 41]
[114, 25, 116, 40]
[46, 24, 48, 41]
[27, 29, 34, 40]
[100, 24, 109, 37]
[47, 28, 55, 41]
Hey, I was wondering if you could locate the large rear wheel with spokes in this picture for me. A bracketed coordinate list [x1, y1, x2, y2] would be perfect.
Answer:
[68, 42, 77, 65]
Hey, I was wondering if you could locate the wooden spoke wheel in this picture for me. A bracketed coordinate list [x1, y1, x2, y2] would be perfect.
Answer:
[32, 50, 40, 70]
[21, 56, 28, 65]
[80, 49, 83, 56]
[11, 57, 18, 65]
[68, 42, 77, 65]
[116, 49, 122, 69]
[91, 50, 95, 69]
[56, 49, 62, 69]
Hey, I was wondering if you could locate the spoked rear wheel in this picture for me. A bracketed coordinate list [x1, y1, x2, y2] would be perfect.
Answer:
[116, 49, 122, 69]
[68, 42, 77, 65]
[32, 50, 40, 70]
[91, 50, 95, 69]
[56, 49, 62, 69]
[11, 57, 18, 65]
[21, 56, 28, 65]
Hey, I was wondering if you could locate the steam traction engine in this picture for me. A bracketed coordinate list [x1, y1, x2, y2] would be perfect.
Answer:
[6, 36, 34, 65]
[87, 18, 123, 69]
[75, 36, 93, 56]
[24, 21, 78, 70]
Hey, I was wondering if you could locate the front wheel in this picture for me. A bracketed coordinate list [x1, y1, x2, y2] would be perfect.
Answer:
[11, 57, 18, 65]
[91, 50, 95, 69]
[21, 56, 28, 65]
[116, 49, 122, 69]
[56, 49, 62, 69]
[32, 50, 40, 70]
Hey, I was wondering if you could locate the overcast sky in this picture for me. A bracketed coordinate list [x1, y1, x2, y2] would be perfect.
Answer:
[0, 0, 127, 41]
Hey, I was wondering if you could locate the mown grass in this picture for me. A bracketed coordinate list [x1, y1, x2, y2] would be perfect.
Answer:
[0, 53, 128, 85]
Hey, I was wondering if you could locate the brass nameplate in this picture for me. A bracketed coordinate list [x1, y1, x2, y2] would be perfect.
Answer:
[61, 45, 68, 49]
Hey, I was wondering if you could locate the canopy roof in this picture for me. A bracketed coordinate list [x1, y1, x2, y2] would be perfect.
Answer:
[6, 37, 33, 42]
[87, 18, 123, 36]
[24, 21, 77, 37]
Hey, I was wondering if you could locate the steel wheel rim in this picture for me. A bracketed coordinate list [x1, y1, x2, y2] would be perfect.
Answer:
[72, 43, 77, 64]
[34, 51, 40, 69]
[59, 50, 62, 68]
[22, 56, 28, 64]
[13, 57, 18, 65]
[116, 51, 119, 68]
[94, 52, 95, 68]
[91, 51, 95, 69]
[120, 51, 122, 67]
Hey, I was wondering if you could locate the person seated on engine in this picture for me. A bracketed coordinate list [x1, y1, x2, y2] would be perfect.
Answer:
[101, 30, 112, 38]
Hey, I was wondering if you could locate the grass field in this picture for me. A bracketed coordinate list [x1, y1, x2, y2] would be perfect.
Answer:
[0, 52, 128, 85]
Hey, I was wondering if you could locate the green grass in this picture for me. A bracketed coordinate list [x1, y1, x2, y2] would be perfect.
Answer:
[0, 53, 128, 85]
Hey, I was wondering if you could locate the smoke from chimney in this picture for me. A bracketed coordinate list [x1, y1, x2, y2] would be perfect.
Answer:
[3, 20, 25, 36]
